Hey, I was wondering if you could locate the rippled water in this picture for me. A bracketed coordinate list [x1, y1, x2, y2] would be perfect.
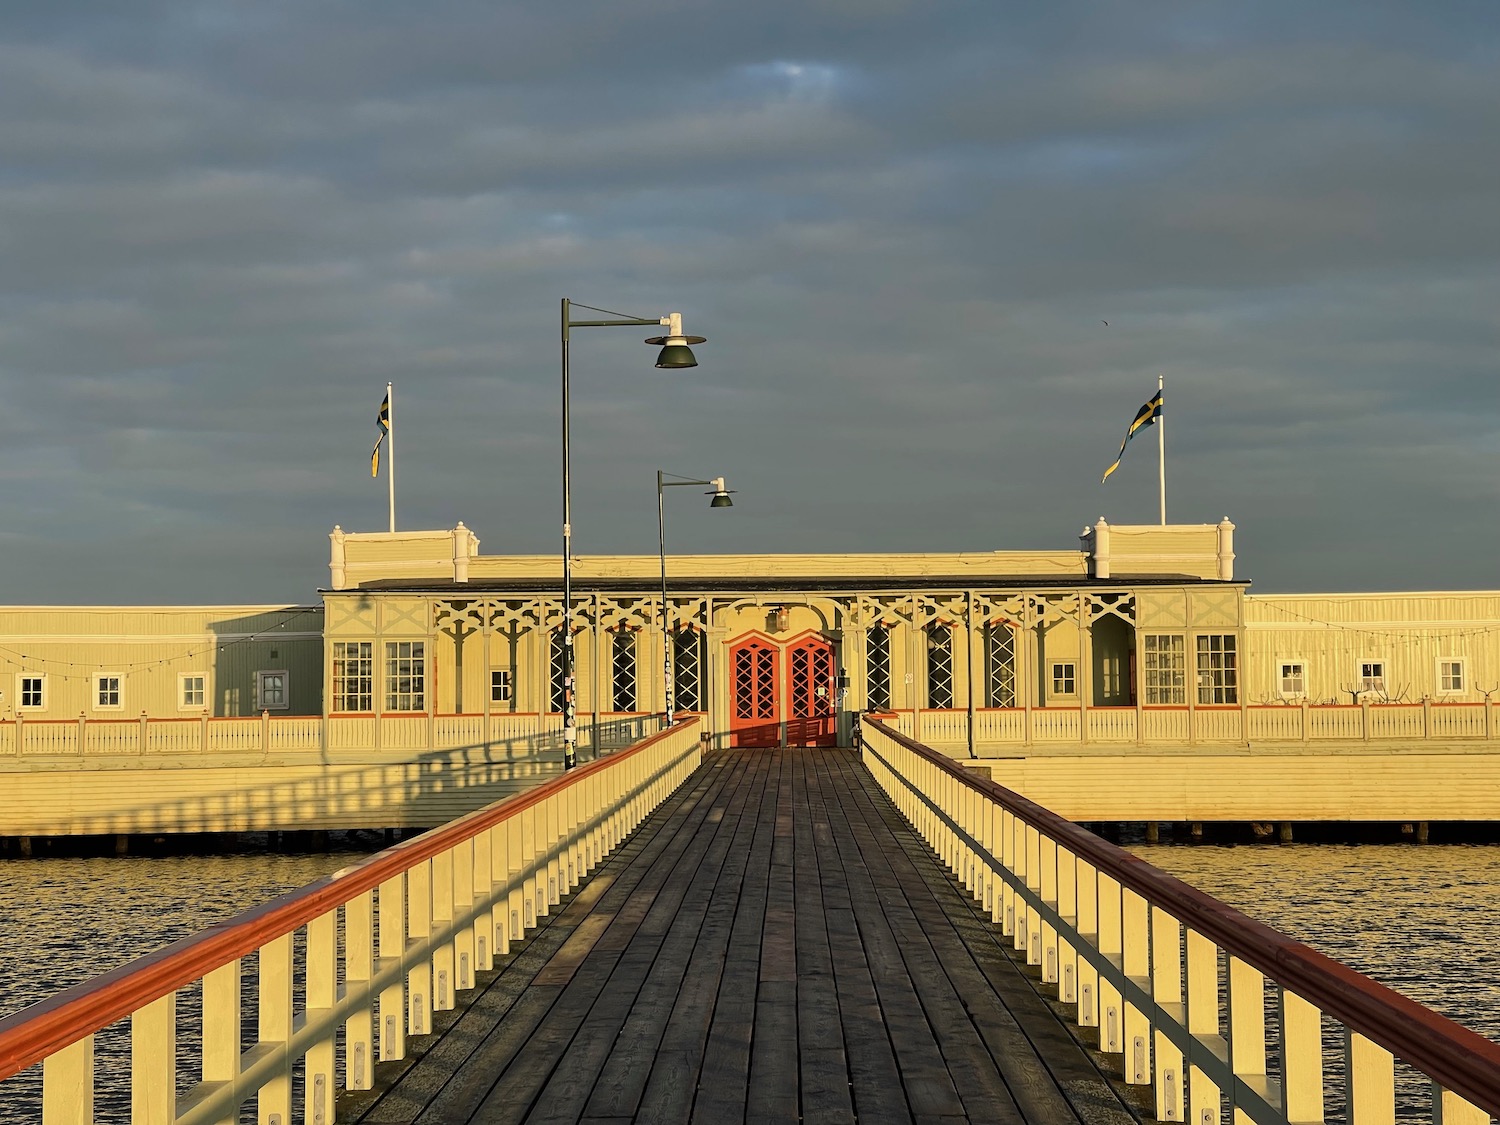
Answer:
[0, 844, 380, 1124]
[1, 843, 1496, 1122]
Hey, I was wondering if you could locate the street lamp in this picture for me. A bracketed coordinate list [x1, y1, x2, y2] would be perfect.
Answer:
[657, 472, 735, 726]
[560, 299, 706, 770]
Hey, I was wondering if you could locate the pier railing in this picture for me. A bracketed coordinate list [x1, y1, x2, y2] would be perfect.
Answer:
[861, 716, 1500, 1125]
[0, 717, 702, 1125]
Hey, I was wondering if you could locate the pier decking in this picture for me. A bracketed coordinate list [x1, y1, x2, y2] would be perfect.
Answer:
[345, 747, 1138, 1125]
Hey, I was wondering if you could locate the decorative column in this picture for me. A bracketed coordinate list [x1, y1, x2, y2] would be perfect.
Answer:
[329, 526, 347, 590]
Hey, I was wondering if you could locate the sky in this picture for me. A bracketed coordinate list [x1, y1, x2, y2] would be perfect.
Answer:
[2, 1, 1497, 604]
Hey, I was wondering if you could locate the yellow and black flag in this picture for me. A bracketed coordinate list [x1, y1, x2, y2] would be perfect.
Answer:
[1101, 389, 1162, 482]
[371, 392, 390, 477]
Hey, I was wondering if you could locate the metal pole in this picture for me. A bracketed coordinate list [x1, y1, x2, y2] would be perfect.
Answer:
[1158, 373, 1166, 526]
[659, 471, 672, 726]
[560, 299, 576, 769]
[386, 381, 395, 534]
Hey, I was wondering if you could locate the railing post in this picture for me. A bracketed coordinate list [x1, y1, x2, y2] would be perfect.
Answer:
[1301, 695, 1310, 743]
[1362, 697, 1372, 741]
[77, 711, 87, 756]
[261, 709, 271, 753]
[1226, 957, 1267, 1125]
[258, 933, 294, 1124]
[202, 959, 241, 1125]
[1280, 988, 1324, 1123]
[453, 838, 477, 992]
[344, 891, 375, 1090]
[1075, 858, 1100, 1032]
[472, 829, 494, 973]
[1122, 889, 1151, 1085]
[1434, 1084, 1490, 1125]
[200, 711, 209, 752]
[138, 710, 149, 755]
[131, 993, 175, 1125]
[42, 1037, 94, 1125]
[1096, 873, 1123, 1055]
[1185, 930, 1221, 1125]
[305, 910, 337, 1125]
[409, 855, 435, 1033]
[1055, 846, 1078, 1003]
[1344, 1028, 1394, 1125]
[378, 876, 407, 1061]
[1150, 908, 1184, 1120]
[1423, 695, 1433, 740]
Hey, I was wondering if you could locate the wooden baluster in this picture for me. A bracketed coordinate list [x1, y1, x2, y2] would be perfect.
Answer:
[453, 838, 476, 992]
[344, 892, 375, 1090]
[998, 808, 1016, 937]
[42, 1037, 94, 1125]
[378, 875, 406, 1061]
[305, 909, 337, 1125]
[1344, 1029, 1393, 1125]
[1097, 873, 1124, 1054]
[427, 848, 452, 1016]
[1433, 1084, 1490, 1125]
[1075, 859, 1100, 1032]
[408, 855, 434, 1032]
[1151, 908, 1185, 1120]
[1185, 929, 1222, 1125]
[131, 993, 175, 1125]
[507, 813, 526, 942]
[473, 827, 495, 973]
[203, 959, 241, 1123]
[489, 824, 510, 958]
[1227, 956, 1267, 1125]
[1122, 889, 1151, 1085]
[258, 933, 293, 1124]
[1039, 834, 1059, 983]
[520, 804, 539, 932]
[1056, 846, 1078, 1004]
[1279, 989, 1323, 1124]
[547, 790, 562, 908]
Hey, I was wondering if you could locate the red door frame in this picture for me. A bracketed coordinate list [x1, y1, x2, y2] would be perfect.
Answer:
[728, 633, 781, 748]
[785, 631, 839, 747]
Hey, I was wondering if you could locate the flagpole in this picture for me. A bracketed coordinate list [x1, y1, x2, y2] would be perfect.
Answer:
[1157, 374, 1166, 526]
[386, 381, 396, 533]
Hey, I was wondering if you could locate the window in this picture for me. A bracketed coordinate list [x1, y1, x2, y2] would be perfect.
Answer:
[490, 670, 512, 704]
[611, 628, 637, 712]
[180, 674, 206, 710]
[985, 623, 1016, 707]
[1143, 635, 1186, 704]
[1051, 662, 1076, 697]
[1360, 661, 1385, 695]
[257, 670, 289, 711]
[19, 675, 45, 710]
[384, 641, 425, 712]
[1197, 635, 1239, 704]
[926, 625, 953, 709]
[672, 628, 705, 713]
[1279, 661, 1306, 698]
[1438, 660, 1465, 695]
[549, 630, 568, 714]
[333, 642, 373, 712]
[94, 675, 122, 710]
[866, 625, 892, 710]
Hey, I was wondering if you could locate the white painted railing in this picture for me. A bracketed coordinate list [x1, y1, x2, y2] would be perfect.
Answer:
[0, 718, 702, 1124]
[861, 717, 1500, 1124]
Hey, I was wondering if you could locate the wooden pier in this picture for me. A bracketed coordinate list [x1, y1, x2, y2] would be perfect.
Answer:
[345, 747, 1137, 1125]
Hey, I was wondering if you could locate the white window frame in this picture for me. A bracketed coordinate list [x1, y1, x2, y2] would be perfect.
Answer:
[1359, 661, 1386, 696]
[179, 673, 207, 711]
[1278, 660, 1306, 700]
[490, 670, 512, 704]
[93, 674, 124, 711]
[256, 669, 290, 712]
[1050, 662, 1077, 698]
[17, 674, 46, 711]
[1437, 658, 1465, 696]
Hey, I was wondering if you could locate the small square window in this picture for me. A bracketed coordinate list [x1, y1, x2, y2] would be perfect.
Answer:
[1279, 662, 1306, 698]
[180, 674, 206, 710]
[1438, 660, 1464, 694]
[95, 675, 122, 710]
[19, 676, 45, 710]
[491, 670, 512, 703]
[257, 670, 289, 711]
[1360, 662, 1385, 694]
[1051, 662, 1076, 696]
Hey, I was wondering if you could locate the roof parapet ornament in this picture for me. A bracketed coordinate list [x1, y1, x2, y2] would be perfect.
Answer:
[329, 525, 347, 590]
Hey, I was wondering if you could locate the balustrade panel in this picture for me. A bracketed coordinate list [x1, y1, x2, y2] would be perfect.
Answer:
[1031, 708, 1081, 742]
[1140, 708, 1190, 742]
[1247, 706, 1303, 742]
[1086, 707, 1137, 742]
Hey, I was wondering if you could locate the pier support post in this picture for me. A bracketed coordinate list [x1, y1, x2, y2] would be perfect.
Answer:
[1278, 821, 1294, 843]
[1144, 822, 1160, 844]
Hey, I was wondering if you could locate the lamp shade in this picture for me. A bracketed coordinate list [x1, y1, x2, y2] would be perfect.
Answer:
[654, 343, 698, 369]
[709, 492, 734, 508]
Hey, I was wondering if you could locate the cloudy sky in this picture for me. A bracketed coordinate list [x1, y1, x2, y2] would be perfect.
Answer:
[2, 1, 1497, 604]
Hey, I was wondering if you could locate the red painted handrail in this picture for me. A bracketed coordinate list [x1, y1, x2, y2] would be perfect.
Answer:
[864, 718, 1500, 1116]
[0, 717, 698, 1082]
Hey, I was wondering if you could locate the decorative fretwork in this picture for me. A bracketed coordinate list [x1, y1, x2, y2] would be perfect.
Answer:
[384, 641, 425, 712]
[672, 628, 705, 713]
[926, 624, 954, 709]
[866, 624, 892, 710]
[1197, 634, 1238, 703]
[1143, 634, 1186, 704]
[984, 624, 1016, 708]
[734, 643, 777, 720]
[1087, 592, 1137, 624]
[333, 641, 373, 712]
[611, 627, 637, 713]
[549, 628, 567, 713]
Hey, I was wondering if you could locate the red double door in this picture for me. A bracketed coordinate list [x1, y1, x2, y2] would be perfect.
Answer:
[729, 633, 839, 748]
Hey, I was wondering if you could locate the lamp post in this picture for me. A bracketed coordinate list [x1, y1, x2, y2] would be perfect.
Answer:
[560, 299, 705, 770]
[658, 472, 734, 726]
